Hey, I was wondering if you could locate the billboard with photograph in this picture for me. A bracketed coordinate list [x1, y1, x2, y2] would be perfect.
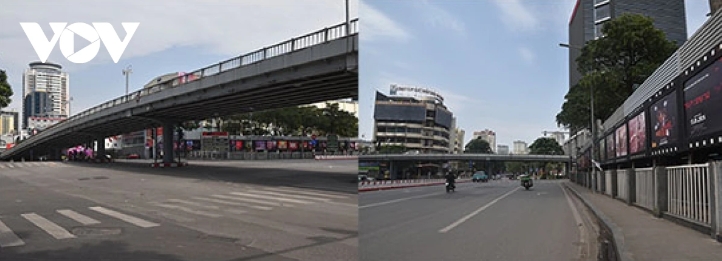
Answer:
[650, 92, 678, 148]
[628, 112, 646, 155]
[615, 125, 628, 158]
[606, 134, 615, 160]
[683, 57, 722, 140]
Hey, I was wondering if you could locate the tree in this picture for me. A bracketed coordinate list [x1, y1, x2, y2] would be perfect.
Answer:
[222, 104, 358, 137]
[464, 138, 492, 154]
[0, 70, 13, 109]
[528, 137, 564, 155]
[557, 13, 678, 130]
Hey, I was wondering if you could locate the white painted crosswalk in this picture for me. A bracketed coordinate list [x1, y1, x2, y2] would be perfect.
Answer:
[0, 206, 160, 248]
[0, 162, 68, 170]
[146, 186, 352, 220]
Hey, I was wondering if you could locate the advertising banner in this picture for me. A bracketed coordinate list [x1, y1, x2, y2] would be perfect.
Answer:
[289, 141, 299, 150]
[235, 141, 243, 151]
[615, 125, 628, 158]
[628, 112, 646, 155]
[278, 140, 288, 150]
[684, 57, 722, 139]
[606, 134, 615, 159]
[255, 140, 266, 151]
[650, 92, 678, 148]
[266, 140, 277, 150]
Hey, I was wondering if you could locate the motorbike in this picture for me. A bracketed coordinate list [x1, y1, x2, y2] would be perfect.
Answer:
[445, 182, 455, 193]
[521, 179, 533, 190]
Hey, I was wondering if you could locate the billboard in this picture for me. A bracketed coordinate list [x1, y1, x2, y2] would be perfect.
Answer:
[650, 92, 678, 148]
[606, 134, 615, 160]
[683, 57, 722, 140]
[628, 112, 646, 155]
[615, 125, 628, 158]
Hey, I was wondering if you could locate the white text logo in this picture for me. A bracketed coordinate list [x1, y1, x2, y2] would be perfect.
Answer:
[20, 22, 140, 64]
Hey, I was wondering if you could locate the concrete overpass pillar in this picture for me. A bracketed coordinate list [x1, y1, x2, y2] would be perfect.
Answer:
[97, 136, 106, 161]
[163, 122, 175, 164]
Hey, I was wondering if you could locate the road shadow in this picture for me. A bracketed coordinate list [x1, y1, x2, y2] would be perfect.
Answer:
[0, 240, 187, 261]
[56, 160, 358, 194]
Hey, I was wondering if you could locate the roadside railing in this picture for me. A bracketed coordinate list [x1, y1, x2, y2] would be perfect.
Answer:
[617, 169, 630, 201]
[634, 167, 655, 211]
[667, 164, 711, 225]
[605, 170, 613, 196]
[574, 162, 722, 240]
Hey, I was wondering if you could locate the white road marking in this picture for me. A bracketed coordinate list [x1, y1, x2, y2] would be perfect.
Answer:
[57, 209, 101, 225]
[266, 187, 349, 199]
[230, 192, 314, 204]
[247, 190, 332, 202]
[21, 213, 76, 239]
[0, 219, 25, 247]
[149, 202, 223, 218]
[166, 199, 220, 210]
[89, 206, 160, 228]
[439, 187, 521, 233]
[192, 197, 273, 211]
[561, 183, 586, 258]
[360, 192, 443, 209]
[211, 194, 291, 207]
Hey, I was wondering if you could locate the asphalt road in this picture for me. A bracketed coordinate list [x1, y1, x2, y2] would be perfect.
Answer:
[0, 160, 357, 261]
[359, 179, 598, 261]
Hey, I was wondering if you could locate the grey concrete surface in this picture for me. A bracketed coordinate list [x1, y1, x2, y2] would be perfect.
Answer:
[0, 160, 357, 261]
[360, 179, 591, 261]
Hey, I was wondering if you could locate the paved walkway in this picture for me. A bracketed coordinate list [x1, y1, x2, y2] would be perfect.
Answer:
[566, 182, 722, 261]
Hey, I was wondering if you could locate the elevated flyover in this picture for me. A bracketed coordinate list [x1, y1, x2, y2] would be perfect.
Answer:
[2, 19, 358, 162]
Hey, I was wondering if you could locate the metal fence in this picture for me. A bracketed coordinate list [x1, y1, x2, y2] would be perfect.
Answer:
[617, 169, 629, 201]
[605, 170, 614, 196]
[667, 164, 711, 225]
[634, 167, 655, 211]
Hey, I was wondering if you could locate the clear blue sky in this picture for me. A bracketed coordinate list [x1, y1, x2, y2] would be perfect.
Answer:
[0, 0, 358, 125]
[359, 0, 711, 148]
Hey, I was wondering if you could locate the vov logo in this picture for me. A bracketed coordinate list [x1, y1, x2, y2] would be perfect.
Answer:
[20, 22, 140, 64]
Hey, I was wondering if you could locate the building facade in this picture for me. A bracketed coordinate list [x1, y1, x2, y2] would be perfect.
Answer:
[0, 110, 19, 135]
[373, 85, 455, 154]
[567, 0, 688, 91]
[448, 117, 465, 154]
[513, 140, 528, 155]
[310, 99, 359, 119]
[473, 129, 497, 153]
[22, 62, 69, 130]
[497, 144, 510, 155]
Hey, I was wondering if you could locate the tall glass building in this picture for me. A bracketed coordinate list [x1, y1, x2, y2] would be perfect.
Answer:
[22, 62, 69, 130]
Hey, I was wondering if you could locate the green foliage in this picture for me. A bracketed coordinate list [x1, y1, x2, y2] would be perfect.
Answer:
[557, 14, 678, 130]
[0, 70, 13, 109]
[528, 137, 564, 155]
[222, 103, 358, 137]
[464, 138, 492, 154]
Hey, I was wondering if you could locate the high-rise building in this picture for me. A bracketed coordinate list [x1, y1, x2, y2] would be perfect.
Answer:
[473, 129, 496, 153]
[448, 117, 465, 154]
[22, 61, 69, 130]
[513, 140, 528, 155]
[497, 145, 510, 155]
[373, 85, 454, 154]
[0, 110, 19, 136]
[567, 0, 687, 91]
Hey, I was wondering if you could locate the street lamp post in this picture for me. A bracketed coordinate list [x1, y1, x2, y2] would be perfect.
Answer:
[560, 43, 597, 186]
[122, 65, 132, 96]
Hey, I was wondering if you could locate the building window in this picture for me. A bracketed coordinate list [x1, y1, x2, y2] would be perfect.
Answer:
[595, 22, 605, 38]
[594, 3, 611, 23]
[594, 0, 610, 6]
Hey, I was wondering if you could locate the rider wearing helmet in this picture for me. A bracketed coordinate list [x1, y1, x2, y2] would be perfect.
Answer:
[445, 172, 456, 189]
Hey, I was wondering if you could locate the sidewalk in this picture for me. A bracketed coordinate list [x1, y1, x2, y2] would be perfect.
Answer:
[566, 181, 722, 261]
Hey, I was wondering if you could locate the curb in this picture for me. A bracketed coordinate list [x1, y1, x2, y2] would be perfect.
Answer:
[314, 155, 358, 160]
[564, 182, 633, 261]
[358, 180, 472, 192]
[150, 162, 189, 168]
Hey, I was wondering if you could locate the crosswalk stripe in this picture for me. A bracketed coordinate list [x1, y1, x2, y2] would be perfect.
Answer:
[230, 192, 315, 204]
[211, 194, 291, 207]
[265, 187, 349, 199]
[165, 199, 250, 214]
[21, 213, 76, 239]
[89, 207, 160, 228]
[0, 219, 25, 247]
[149, 202, 223, 218]
[248, 190, 333, 202]
[192, 197, 273, 211]
[57, 209, 101, 225]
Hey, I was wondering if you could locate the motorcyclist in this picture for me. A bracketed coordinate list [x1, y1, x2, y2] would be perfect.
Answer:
[445, 172, 456, 189]
[520, 174, 533, 186]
